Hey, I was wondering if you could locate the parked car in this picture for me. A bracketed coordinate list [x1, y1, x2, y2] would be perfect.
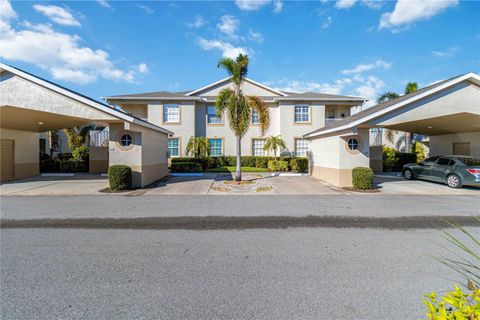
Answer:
[402, 155, 480, 188]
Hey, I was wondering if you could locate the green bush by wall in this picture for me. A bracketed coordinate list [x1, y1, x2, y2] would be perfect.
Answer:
[352, 167, 374, 190]
[72, 145, 89, 161]
[290, 158, 308, 173]
[58, 159, 86, 172]
[268, 160, 289, 172]
[171, 156, 308, 171]
[108, 165, 132, 190]
[170, 162, 203, 173]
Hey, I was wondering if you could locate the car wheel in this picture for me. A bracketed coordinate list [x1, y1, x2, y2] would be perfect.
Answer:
[403, 169, 413, 180]
[446, 174, 462, 188]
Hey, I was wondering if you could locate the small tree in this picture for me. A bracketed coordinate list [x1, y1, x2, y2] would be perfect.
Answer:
[405, 82, 418, 94]
[64, 126, 92, 150]
[263, 135, 286, 160]
[185, 137, 210, 159]
[377, 91, 399, 104]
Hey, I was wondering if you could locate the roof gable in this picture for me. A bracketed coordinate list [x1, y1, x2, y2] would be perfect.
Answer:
[186, 77, 287, 97]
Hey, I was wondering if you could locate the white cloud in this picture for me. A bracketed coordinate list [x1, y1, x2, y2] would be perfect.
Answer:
[273, 0, 283, 13]
[361, 0, 384, 9]
[431, 46, 460, 58]
[196, 37, 250, 59]
[96, 0, 111, 8]
[235, 0, 271, 11]
[0, 2, 147, 84]
[136, 63, 149, 74]
[354, 75, 385, 99]
[248, 29, 264, 43]
[322, 16, 333, 29]
[272, 78, 352, 95]
[137, 4, 154, 14]
[188, 15, 206, 28]
[217, 15, 240, 39]
[335, 0, 357, 9]
[379, 0, 458, 30]
[341, 60, 391, 74]
[33, 4, 81, 27]
[0, 0, 17, 20]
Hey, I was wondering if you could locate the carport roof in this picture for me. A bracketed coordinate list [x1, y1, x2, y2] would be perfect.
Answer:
[304, 72, 480, 138]
[0, 63, 173, 135]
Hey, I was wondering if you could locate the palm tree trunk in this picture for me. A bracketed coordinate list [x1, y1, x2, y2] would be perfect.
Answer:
[235, 135, 241, 181]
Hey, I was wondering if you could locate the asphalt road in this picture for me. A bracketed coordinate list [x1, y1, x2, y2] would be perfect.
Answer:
[1, 227, 477, 320]
[1, 194, 479, 220]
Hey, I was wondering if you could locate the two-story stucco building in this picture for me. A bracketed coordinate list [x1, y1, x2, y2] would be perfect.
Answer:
[105, 77, 366, 158]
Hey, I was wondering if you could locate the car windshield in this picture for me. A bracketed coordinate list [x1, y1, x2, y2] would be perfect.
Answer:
[455, 157, 480, 166]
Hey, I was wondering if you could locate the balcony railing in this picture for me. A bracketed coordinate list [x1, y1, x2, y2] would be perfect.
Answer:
[89, 129, 109, 147]
[369, 128, 382, 146]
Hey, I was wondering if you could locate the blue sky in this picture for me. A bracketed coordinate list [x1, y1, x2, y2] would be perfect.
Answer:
[1, 0, 479, 103]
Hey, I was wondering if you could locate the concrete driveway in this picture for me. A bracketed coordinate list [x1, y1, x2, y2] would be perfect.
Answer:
[374, 175, 480, 195]
[0, 175, 109, 196]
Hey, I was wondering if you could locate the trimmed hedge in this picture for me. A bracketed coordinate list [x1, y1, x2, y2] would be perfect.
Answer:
[170, 162, 202, 173]
[59, 159, 86, 172]
[382, 146, 417, 172]
[352, 167, 374, 190]
[268, 160, 289, 172]
[290, 157, 308, 173]
[108, 165, 132, 191]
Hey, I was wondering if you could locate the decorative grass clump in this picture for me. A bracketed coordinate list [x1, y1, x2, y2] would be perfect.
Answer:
[256, 186, 273, 192]
[223, 180, 255, 185]
[211, 186, 231, 192]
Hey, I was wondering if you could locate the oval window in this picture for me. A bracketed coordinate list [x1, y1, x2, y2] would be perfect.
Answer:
[120, 134, 133, 147]
[347, 138, 359, 151]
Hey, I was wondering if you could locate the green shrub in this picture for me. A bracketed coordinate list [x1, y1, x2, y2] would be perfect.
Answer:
[411, 141, 425, 163]
[72, 145, 89, 161]
[268, 160, 289, 172]
[241, 156, 257, 167]
[382, 146, 398, 172]
[108, 165, 132, 190]
[290, 158, 308, 173]
[352, 167, 374, 190]
[59, 159, 85, 172]
[170, 162, 202, 173]
[255, 156, 274, 168]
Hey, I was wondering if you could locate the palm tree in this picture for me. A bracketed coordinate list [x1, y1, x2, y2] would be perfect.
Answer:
[64, 125, 92, 150]
[377, 91, 400, 104]
[185, 137, 210, 158]
[215, 54, 270, 181]
[405, 82, 418, 94]
[263, 135, 286, 160]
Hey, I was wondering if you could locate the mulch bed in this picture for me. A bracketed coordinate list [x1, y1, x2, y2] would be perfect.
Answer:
[343, 187, 381, 193]
[98, 187, 134, 193]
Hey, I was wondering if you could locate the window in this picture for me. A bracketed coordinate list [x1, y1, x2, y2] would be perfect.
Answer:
[252, 110, 259, 124]
[252, 139, 266, 156]
[207, 106, 222, 124]
[423, 156, 439, 164]
[209, 138, 223, 157]
[168, 138, 179, 157]
[295, 139, 309, 157]
[327, 109, 335, 119]
[437, 158, 453, 166]
[163, 104, 180, 123]
[120, 134, 133, 147]
[294, 105, 310, 123]
[347, 138, 359, 151]
[453, 142, 470, 156]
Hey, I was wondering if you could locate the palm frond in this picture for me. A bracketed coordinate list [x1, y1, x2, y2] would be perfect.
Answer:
[248, 96, 270, 136]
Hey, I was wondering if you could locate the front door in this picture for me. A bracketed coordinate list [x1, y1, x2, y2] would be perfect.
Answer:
[1, 139, 14, 181]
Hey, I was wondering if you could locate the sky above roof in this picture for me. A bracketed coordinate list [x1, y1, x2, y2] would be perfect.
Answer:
[1, 0, 479, 103]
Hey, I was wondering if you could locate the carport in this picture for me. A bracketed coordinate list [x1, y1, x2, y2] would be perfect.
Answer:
[305, 72, 480, 187]
[0, 63, 172, 187]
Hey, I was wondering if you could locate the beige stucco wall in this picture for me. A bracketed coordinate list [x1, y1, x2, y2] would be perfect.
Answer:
[108, 123, 168, 187]
[0, 128, 39, 179]
[429, 132, 480, 158]
[309, 128, 370, 187]
[0, 72, 116, 121]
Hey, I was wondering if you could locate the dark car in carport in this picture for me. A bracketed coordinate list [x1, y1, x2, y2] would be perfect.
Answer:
[402, 155, 480, 188]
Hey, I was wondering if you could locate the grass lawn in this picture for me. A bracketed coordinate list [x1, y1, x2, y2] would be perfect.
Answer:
[205, 166, 268, 173]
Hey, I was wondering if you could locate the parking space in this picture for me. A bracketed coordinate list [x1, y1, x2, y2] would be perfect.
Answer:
[374, 175, 480, 195]
[0, 175, 109, 196]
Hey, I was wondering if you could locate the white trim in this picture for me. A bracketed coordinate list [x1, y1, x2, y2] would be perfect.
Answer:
[305, 72, 480, 139]
[275, 97, 366, 102]
[0, 63, 173, 135]
[103, 96, 200, 101]
[186, 77, 288, 97]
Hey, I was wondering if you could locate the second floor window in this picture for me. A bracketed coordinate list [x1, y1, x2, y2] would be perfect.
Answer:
[163, 104, 180, 123]
[207, 106, 222, 124]
[252, 110, 259, 124]
[295, 105, 310, 123]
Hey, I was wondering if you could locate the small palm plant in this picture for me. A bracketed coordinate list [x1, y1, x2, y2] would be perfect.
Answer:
[186, 137, 210, 159]
[215, 54, 270, 181]
[263, 135, 286, 160]
[64, 125, 92, 150]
